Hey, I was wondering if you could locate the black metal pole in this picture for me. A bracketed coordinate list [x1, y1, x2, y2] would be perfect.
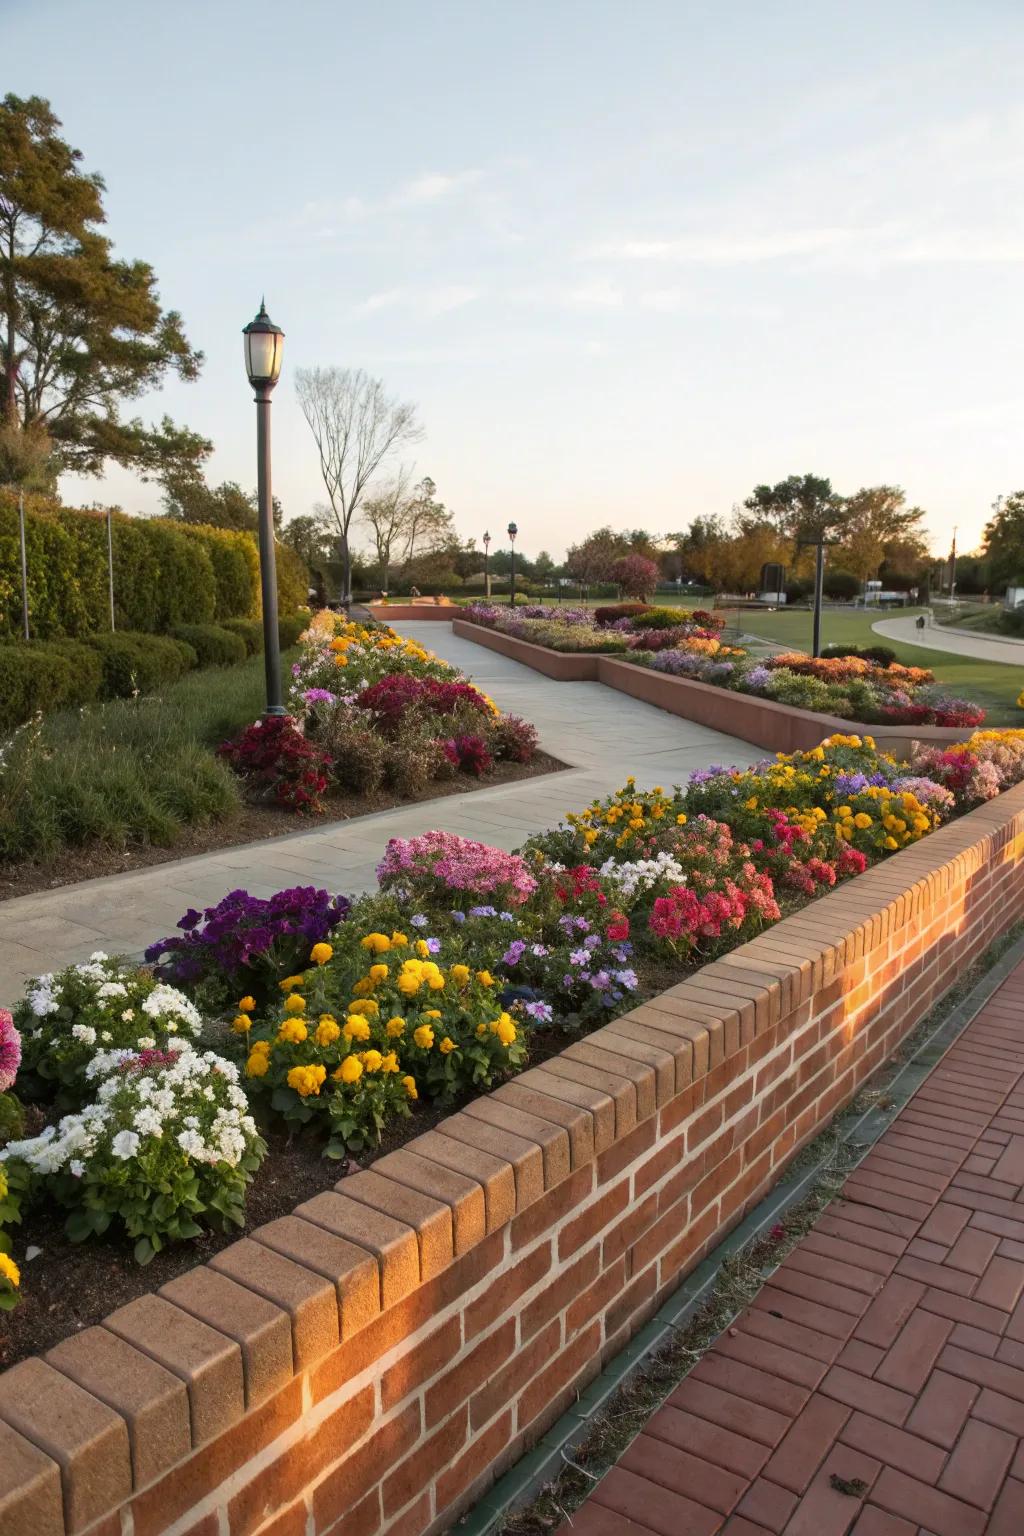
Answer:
[106, 507, 116, 631]
[484, 547, 489, 599]
[812, 541, 825, 658]
[509, 546, 516, 606]
[255, 387, 285, 716]
[18, 491, 29, 640]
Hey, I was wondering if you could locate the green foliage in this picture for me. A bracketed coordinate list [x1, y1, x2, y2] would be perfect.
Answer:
[176, 524, 259, 620]
[984, 492, 1024, 588]
[170, 624, 247, 668]
[220, 617, 264, 655]
[630, 606, 688, 631]
[278, 612, 308, 649]
[275, 542, 310, 614]
[0, 93, 208, 480]
[0, 645, 74, 729]
[84, 631, 196, 697]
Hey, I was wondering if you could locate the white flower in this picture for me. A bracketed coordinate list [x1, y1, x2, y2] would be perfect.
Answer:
[88, 951, 109, 962]
[97, 982, 128, 1000]
[100, 1031, 112, 1043]
[111, 1130, 140, 1160]
[133, 1106, 164, 1136]
[137, 1036, 155, 1050]
[71, 1024, 97, 1046]
[121, 1009, 135, 1022]
[69, 1159, 85, 1178]
[177, 1129, 206, 1158]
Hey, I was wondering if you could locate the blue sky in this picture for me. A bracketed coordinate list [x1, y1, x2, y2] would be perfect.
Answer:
[7, 0, 1023, 558]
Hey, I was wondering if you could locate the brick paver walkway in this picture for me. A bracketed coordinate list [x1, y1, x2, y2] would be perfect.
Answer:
[559, 958, 1024, 1534]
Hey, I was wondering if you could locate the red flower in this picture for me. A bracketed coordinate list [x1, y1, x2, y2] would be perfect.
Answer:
[606, 914, 630, 941]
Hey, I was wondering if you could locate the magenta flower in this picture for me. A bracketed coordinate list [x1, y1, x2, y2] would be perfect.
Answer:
[0, 1009, 21, 1093]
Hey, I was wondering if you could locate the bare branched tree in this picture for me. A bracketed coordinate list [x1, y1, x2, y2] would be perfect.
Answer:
[294, 366, 422, 602]
[362, 467, 414, 593]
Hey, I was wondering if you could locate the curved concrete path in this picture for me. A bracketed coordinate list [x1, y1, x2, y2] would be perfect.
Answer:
[0, 622, 759, 1005]
[874, 614, 1024, 668]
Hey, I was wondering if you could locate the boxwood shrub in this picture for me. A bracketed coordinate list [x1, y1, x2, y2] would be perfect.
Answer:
[170, 624, 248, 668]
[220, 617, 264, 655]
[84, 632, 197, 698]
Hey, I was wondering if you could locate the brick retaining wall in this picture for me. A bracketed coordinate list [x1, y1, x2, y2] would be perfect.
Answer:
[451, 618, 978, 757]
[3, 787, 1024, 1536]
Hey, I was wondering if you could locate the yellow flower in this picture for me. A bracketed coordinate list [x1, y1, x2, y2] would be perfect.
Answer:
[402, 1075, 418, 1100]
[398, 974, 421, 997]
[368, 963, 389, 982]
[310, 942, 333, 966]
[427, 974, 445, 991]
[0, 1253, 20, 1288]
[476, 970, 494, 987]
[884, 835, 899, 849]
[676, 813, 687, 825]
[386, 1016, 406, 1037]
[348, 998, 379, 1016]
[287, 1064, 326, 1096]
[283, 993, 306, 1015]
[279, 974, 305, 992]
[231, 1013, 252, 1034]
[238, 995, 256, 1013]
[381, 1050, 400, 1073]
[475, 1022, 488, 1037]
[423, 1008, 442, 1019]
[315, 1018, 341, 1046]
[496, 1017, 517, 1046]
[361, 1049, 383, 1072]
[246, 1050, 270, 1077]
[361, 933, 391, 954]
[439, 1036, 456, 1054]
[337, 1055, 363, 1084]
[413, 1024, 435, 1049]
[416, 939, 431, 958]
[351, 977, 374, 996]
[390, 931, 409, 948]
[343, 1016, 371, 1041]
[450, 964, 470, 986]
[853, 813, 873, 829]
[277, 1017, 308, 1043]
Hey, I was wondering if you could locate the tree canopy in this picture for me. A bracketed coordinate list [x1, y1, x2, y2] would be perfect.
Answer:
[984, 492, 1024, 588]
[160, 470, 282, 534]
[0, 94, 207, 482]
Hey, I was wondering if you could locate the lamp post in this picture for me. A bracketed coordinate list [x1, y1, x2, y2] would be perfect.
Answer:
[483, 530, 491, 600]
[797, 533, 839, 658]
[507, 521, 518, 607]
[243, 300, 286, 716]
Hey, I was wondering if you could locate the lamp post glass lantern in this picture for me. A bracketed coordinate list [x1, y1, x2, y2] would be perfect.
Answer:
[243, 300, 286, 716]
[507, 521, 518, 607]
[482, 530, 491, 600]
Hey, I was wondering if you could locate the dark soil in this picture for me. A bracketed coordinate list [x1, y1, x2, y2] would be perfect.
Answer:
[0, 751, 567, 903]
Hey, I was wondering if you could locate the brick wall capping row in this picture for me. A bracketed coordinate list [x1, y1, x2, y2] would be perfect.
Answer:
[452, 617, 983, 757]
[1, 780, 1023, 1536]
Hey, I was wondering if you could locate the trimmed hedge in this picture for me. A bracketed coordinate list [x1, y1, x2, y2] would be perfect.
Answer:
[220, 617, 264, 655]
[0, 492, 309, 640]
[83, 633, 197, 701]
[170, 624, 248, 668]
[278, 612, 308, 649]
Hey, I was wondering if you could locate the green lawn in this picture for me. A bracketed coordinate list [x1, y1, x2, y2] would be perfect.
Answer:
[726, 606, 1022, 723]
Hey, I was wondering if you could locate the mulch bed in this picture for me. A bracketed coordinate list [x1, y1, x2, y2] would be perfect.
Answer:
[0, 1025, 572, 1370]
[0, 751, 567, 903]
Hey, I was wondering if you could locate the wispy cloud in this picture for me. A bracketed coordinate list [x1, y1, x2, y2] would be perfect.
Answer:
[355, 284, 481, 317]
[391, 169, 484, 205]
[587, 228, 861, 264]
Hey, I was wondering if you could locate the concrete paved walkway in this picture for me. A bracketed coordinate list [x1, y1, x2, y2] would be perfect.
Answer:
[0, 622, 759, 1005]
[874, 614, 1024, 668]
[560, 956, 1024, 1535]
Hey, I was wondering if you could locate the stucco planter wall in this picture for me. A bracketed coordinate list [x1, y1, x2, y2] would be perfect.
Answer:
[2, 785, 1024, 1536]
[451, 617, 981, 757]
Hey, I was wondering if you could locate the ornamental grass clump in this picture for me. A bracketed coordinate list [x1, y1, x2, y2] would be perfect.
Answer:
[14, 954, 202, 1105]
[2, 1044, 265, 1264]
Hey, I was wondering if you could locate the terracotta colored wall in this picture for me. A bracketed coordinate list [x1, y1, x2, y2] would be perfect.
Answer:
[3, 787, 1024, 1536]
[367, 604, 459, 622]
[450, 619, 979, 756]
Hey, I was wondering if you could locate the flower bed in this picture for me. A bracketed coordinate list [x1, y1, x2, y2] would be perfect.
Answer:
[3, 728, 1024, 1334]
[217, 612, 541, 813]
[3, 767, 1024, 1536]
[462, 602, 986, 727]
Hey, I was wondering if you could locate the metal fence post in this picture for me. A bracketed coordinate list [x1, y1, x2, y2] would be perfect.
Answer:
[18, 491, 29, 640]
[106, 507, 116, 630]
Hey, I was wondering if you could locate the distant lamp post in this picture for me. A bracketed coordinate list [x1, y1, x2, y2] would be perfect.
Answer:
[482, 530, 491, 600]
[507, 521, 518, 607]
[243, 299, 286, 716]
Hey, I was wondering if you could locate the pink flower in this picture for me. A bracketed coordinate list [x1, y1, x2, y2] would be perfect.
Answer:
[0, 1009, 21, 1093]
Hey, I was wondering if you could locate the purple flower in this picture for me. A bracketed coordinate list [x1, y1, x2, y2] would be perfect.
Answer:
[302, 688, 337, 705]
[499, 911, 516, 922]
[451, 910, 467, 924]
[569, 948, 590, 966]
[583, 933, 600, 950]
[425, 937, 442, 954]
[531, 944, 549, 957]
[615, 968, 640, 989]
[590, 970, 612, 990]
[746, 665, 772, 691]
[411, 915, 429, 928]
[470, 905, 498, 919]
[503, 940, 528, 966]
[525, 1001, 553, 1023]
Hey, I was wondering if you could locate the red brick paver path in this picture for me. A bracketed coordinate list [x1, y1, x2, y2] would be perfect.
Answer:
[558, 961, 1024, 1534]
